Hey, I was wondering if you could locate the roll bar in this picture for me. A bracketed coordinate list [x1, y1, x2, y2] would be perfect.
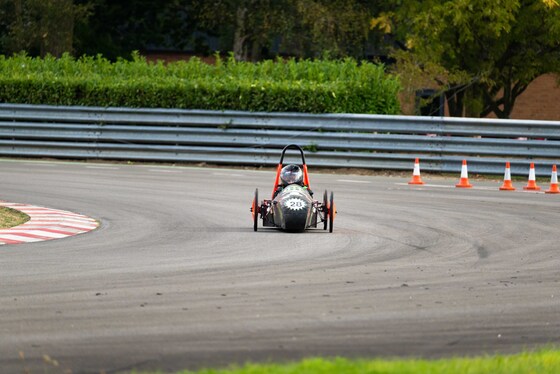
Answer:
[272, 144, 311, 198]
[279, 144, 306, 165]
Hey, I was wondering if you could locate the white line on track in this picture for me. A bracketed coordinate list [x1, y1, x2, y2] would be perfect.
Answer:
[33, 223, 97, 230]
[395, 182, 455, 189]
[395, 182, 545, 193]
[4, 230, 68, 239]
[149, 169, 182, 173]
[213, 172, 245, 177]
[24, 163, 57, 167]
[337, 179, 372, 184]
[0, 234, 44, 243]
[85, 166, 119, 170]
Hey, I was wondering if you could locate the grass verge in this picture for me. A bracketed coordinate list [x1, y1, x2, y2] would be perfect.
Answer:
[0, 206, 29, 229]
[154, 349, 560, 374]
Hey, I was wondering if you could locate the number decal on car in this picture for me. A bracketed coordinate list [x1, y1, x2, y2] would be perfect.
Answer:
[285, 198, 306, 211]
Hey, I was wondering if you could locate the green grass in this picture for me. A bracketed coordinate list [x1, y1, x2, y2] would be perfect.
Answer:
[0, 206, 29, 229]
[140, 349, 560, 374]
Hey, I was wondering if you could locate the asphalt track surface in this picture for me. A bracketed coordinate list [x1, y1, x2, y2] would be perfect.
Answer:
[1, 159, 559, 373]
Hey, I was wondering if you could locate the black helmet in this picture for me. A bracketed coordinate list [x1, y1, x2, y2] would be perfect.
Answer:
[280, 164, 303, 185]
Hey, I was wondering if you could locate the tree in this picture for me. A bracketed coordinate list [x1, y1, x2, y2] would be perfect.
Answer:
[285, 0, 373, 59]
[0, 0, 92, 57]
[193, 0, 376, 61]
[192, 0, 293, 61]
[73, 0, 197, 60]
[373, 0, 560, 118]
[0, 0, 381, 62]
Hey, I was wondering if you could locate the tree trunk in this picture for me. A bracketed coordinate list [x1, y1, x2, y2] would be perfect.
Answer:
[480, 81, 529, 119]
[11, 0, 27, 52]
[233, 6, 249, 61]
[250, 39, 262, 61]
[40, 0, 75, 57]
[445, 86, 465, 117]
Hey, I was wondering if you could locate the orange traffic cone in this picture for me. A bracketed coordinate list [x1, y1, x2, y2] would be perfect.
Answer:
[408, 158, 425, 185]
[545, 165, 559, 194]
[456, 160, 473, 188]
[499, 162, 515, 191]
[523, 163, 541, 191]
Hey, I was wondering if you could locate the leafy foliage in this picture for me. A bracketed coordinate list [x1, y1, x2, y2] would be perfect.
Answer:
[0, 0, 93, 57]
[74, 0, 196, 60]
[374, 0, 560, 118]
[193, 0, 376, 61]
[0, 53, 401, 114]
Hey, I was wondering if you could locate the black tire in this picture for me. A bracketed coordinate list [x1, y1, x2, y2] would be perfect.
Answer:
[253, 188, 259, 232]
[329, 191, 334, 233]
[323, 190, 328, 230]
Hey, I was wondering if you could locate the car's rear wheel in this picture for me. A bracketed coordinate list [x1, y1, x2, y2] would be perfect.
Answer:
[323, 190, 328, 230]
[329, 191, 335, 233]
[253, 188, 259, 231]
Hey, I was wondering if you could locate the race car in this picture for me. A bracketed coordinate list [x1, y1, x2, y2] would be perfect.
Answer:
[250, 144, 336, 232]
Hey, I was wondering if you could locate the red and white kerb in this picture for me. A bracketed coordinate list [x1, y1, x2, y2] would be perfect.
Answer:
[0, 202, 98, 245]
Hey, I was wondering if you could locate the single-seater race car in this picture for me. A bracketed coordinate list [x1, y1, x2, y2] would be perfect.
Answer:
[250, 144, 336, 232]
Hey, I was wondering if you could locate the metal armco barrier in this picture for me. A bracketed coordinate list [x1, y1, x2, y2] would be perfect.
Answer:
[1, 103, 559, 176]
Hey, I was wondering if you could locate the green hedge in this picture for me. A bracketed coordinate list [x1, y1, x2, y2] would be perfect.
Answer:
[0, 53, 401, 114]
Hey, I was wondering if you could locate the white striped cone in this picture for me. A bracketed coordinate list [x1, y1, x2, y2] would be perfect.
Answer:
[499, 162, 515, 190]
[545, 165, 559, 194]
[523, 163, 541, 191]
[456, 160, 472, 188]
[408, 158, 424, 185]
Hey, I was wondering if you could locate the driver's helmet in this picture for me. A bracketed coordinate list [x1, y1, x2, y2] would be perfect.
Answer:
[280, 164, 303, 185]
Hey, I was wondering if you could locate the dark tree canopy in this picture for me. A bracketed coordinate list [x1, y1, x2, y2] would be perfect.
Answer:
[0, 0, 92, 57]
[73, 0, 197, 60]
[0, 0, 381, 61]
[193, 0, 377, 61]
